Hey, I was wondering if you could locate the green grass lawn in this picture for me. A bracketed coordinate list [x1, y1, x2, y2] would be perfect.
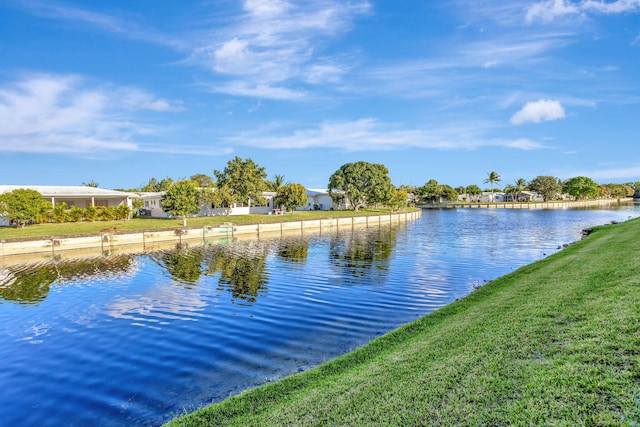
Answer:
[165, 218, 640, 426]
[0, 209, 408, 240]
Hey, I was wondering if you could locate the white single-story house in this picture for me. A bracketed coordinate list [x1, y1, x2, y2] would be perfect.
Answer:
[0, 185, 134, 209]
[139, 187, 346, 218]
[479, 192, 506, 203]
[297, 188, 346, 211]
[505, 191, 544, 202]
[0, 185, 135, 226]
[137, 191, 278, 218]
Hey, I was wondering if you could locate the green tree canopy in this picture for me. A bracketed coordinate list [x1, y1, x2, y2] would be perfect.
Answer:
[601, 183, 634, 198]
[328, 161, 394, 211]
[275, 183, 308, 212]
[214, 157, 268, 207]
[0, 189, 50, 227]
[528, 175, 563, 201]
[388, 188, 408, 212]
[466, 184, 482, 202]
[209, 185, 235, 216]
[416, 180, 458, 203]
[190, 173, 215, 188]
[626, 182, 640, 198]
[417, 179, 440, 204]
[562, 176, 600, 200]
[141, 177, 174, 192]
[161, 180, 201, 226]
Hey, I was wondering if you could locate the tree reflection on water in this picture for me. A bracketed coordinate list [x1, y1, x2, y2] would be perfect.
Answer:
[277, 238, 309, 264]
[155, 246, 204, 286]
[0, 256, 137, 305]
[205, 241, 269, 303]
[329, 226, 398, 280]
[0, 226, 400, 306]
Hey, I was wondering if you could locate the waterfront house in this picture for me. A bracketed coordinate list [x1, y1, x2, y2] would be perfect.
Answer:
[0, 185, 134, 209]
[298, 188, 346, 211]
[137, 191, 278, 218]
[480, 192, 506, 203]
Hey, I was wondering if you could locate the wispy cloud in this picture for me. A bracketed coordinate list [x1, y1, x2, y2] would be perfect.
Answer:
[190, 0, 371, 99]
[511, 99, 566, 124]
[526, 0, 640, 23]
[11, 0, 184, 48]
[0, 74, 196, 155]
[225, 118, 550, 151]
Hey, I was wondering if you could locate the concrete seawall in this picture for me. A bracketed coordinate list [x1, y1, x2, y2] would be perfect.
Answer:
[0, 211, 422, 258]
[420, 198, 635, 210]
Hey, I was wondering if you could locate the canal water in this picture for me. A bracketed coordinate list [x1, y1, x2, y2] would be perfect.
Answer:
[1, 205, 638, 426]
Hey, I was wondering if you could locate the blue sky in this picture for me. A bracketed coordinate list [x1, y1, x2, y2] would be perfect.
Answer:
[1, 0, 639, 190]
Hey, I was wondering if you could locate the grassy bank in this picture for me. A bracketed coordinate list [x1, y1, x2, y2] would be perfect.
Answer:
[165, 218, 640, 426]
[0, 209, 408, 240]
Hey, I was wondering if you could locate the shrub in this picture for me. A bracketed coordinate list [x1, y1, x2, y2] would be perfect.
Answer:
[97, 206, 115, 221]
[53, 202, 68, 223]
[114, 205, 131, 220]
[84, 206, 97, 222]
[68, 206, 84, 222]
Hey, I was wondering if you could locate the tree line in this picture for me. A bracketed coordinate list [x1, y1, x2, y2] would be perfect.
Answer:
[411, 172, 640, 204]
[2, 161, 638, 228]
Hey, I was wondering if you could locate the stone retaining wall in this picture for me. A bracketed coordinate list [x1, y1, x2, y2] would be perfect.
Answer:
[0, 211, 421, 257]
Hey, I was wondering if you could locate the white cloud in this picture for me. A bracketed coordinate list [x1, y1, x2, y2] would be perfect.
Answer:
[510, 99, 566, 124]
[526, 0, 640, 23]
[0, 74, 188, 154]
[12, 0, 183, 48]
[208, 81, 307, 100]
[507, 138, 550, 150]
[226, 118, 549, 151]
[243, 0, 291, 17]
[192, 0, 371, 99]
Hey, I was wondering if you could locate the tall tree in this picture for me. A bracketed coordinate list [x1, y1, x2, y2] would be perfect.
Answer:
[466, 184, 482, 202]
[141, 177, 174, 192]
[82, 180, 99, 188]
[328, 161, 394, 211]
[388, 188, 409, 212]
[268, 174, 286, 192]
[214, 157, 268, 207]
[417, 179, 440, 204]
[207, 185, 235, 216]
[513, 178, 527, 201]
[483, 171, 501, 193]
[528, 176, 562, 201]
[626, 182, 640, 198]
[562, 176, 600, 200]
[161, 180, 200, 226]
[275, 183, 308, 212]
[0, 189, 50, 227]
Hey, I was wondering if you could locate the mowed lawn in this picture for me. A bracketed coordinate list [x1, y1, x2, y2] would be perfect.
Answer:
[165, 218, 640, 426]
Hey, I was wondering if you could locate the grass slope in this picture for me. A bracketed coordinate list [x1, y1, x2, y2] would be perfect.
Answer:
[165, 219, 640, 426]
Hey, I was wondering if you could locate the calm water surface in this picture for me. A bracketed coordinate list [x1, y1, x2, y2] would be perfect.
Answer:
[1, 205, 638, 426]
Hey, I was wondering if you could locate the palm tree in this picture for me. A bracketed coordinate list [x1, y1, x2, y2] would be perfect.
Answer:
[513, 178, 527, 202]
[483, 171, 501, 201]
[270, 174, 286, 192]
